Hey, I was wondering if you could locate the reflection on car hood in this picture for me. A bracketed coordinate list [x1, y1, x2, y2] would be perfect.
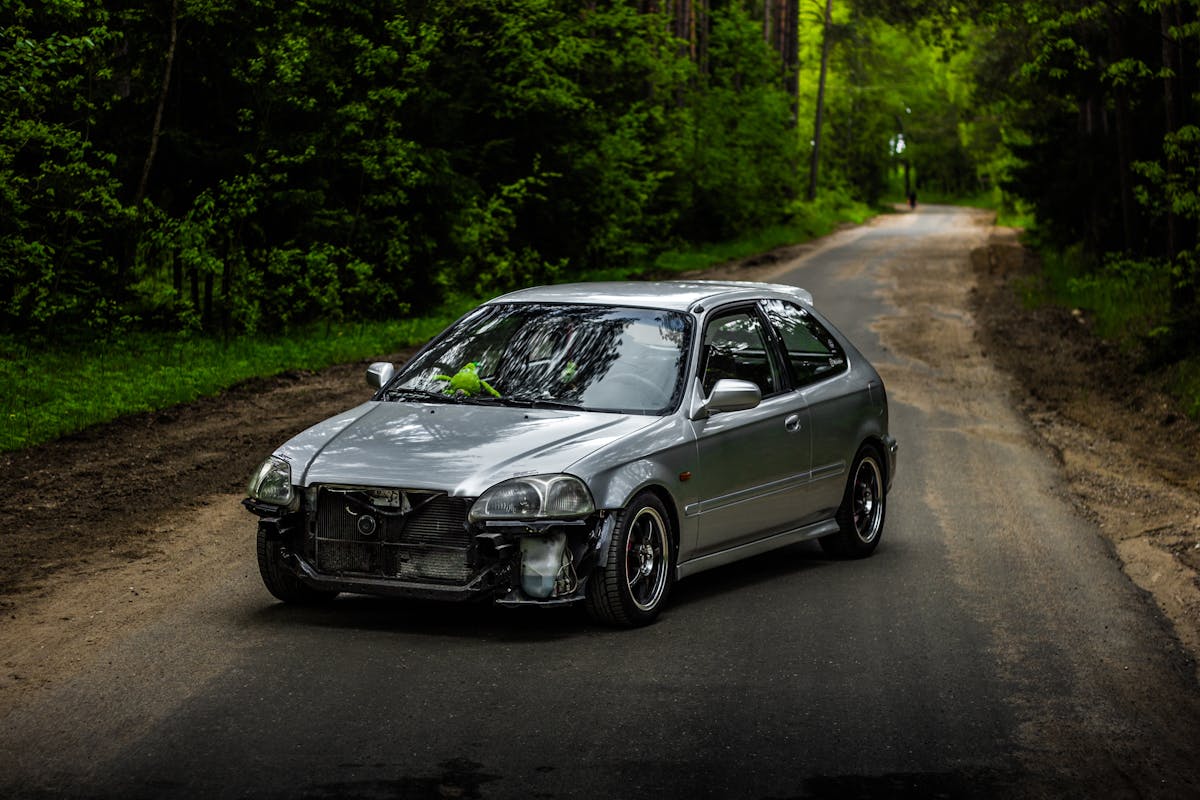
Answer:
[276, 401, 658, 497]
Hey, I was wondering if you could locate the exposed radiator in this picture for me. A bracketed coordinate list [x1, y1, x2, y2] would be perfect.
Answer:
[310, 487, 473, 584]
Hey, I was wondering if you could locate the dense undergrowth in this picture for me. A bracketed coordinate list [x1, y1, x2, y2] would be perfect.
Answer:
[1014, 241, 1200, 419]
[0, 197, 873, 453]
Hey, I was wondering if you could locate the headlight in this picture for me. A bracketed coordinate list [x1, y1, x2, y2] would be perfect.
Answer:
[247, 456, 295, 507]
[469, 474, 595, 523]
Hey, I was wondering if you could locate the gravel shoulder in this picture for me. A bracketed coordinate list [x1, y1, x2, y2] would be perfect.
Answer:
[2, 209, 1198, 712]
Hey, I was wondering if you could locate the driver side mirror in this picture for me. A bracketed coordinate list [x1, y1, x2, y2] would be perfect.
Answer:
[365, 362, 395, 390]
[689, 378, 762, 419]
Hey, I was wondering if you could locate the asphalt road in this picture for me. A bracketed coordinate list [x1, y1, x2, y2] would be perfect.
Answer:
[3, 207, 1200, 799]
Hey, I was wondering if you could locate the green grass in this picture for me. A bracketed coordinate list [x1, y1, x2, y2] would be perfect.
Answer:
[0, 306, 474, 453]
[1014, 245, 1171, 343]
[0, 200, 876, 453]
[1172, 357, 1200, 419]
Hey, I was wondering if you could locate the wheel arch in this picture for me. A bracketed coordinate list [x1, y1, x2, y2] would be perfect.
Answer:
[590, 479, 686, 573]
[596, 480, 681, 555]
[858, 433, 896, 493]
[860, 436, 886, 477]
[585, 456, 688, 550]
[634, 483, 682, 555]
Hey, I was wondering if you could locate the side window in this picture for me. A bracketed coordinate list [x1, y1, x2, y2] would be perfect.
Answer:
[761, 299, 847, 387]
[701, 309, 780, 396]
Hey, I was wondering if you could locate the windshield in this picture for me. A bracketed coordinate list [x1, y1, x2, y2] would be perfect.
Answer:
[387, 303, 692, 415]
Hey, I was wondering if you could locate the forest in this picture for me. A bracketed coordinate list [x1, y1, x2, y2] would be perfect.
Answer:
[2, 0, 1199, 444]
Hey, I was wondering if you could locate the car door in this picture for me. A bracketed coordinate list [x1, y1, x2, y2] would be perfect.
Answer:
[761, 299, 858, 522]
[689, 305, 813, 556]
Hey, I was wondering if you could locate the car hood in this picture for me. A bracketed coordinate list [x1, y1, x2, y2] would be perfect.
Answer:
[276, 400, 658, 497]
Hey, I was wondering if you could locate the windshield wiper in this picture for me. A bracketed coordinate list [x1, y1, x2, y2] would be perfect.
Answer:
[386, 389, 580, 411]
[384, 387, 460, 403]
[490, 396, 583, 411]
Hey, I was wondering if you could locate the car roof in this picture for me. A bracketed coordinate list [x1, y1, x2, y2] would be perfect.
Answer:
[489, 281, 815, 312]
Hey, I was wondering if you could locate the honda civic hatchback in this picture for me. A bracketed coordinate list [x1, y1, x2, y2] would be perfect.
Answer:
[244, 281, 897, 626]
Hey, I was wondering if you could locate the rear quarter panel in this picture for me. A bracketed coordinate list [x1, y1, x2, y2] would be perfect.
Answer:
[800, 311, 889, 517]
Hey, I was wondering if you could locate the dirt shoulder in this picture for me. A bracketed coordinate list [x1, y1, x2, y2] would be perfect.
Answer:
[0, 353, 412, 603]
[971, 226, 1200, 660]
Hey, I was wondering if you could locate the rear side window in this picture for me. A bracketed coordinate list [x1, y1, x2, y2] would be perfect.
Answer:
[761, 299, 847, 387]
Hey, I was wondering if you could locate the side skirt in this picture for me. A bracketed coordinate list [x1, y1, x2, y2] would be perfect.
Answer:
[675, 518, 840, 581]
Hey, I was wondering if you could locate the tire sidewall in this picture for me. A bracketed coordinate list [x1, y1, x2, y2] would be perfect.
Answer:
[832, 446, 886, 558]
[620, 493, 674, 621]
[587, 491, 676, 626]
[256, 526, 336, 604]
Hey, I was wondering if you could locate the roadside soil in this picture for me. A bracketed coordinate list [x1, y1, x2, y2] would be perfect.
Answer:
[971, 226, 1200, 661]
[1, 209, 1198, 709]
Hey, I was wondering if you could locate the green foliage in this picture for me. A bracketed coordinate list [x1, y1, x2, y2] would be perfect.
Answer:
[683, 6, 801, 238]
[0, 194, 877, 453]
[979, 1, 1199, 276]
[28, 0, 1167, 445]
[975, 0, 1200, 426]
[2, 0, 825, 345]
[626, 193, 874, 280]
[10, 0, 1189, 363]
[1134, 124, 1200, 267]
[0, 2, 134, 337]
[795, 3, 990, 205]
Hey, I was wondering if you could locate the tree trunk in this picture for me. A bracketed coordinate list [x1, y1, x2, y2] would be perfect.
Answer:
[135, 0, 179, 206]
[1103, 9, 1136, 251]
[1161, 4, 1193, 316]
[783, 0, 799, 126]
[220, 239, 232, 335]
[1161, 4, 1178, 263]
[190, 263, 200, 318]
[808, 0, 833, 200]
[203, 269, 214, 333]
[1113, 87, 1135, 250]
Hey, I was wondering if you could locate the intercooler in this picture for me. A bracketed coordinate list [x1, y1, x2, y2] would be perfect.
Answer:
[309, 487, 474, 584]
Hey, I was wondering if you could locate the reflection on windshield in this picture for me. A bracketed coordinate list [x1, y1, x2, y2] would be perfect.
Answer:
[387, 303, 692, 415]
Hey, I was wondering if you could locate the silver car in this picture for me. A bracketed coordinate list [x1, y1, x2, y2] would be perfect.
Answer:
[244, 281, 897, 626]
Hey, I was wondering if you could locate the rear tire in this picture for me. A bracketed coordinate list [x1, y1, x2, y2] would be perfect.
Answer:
[256, 526, 338, 604]
[820, 446, 886, 559]
[586, 493, 674, 627]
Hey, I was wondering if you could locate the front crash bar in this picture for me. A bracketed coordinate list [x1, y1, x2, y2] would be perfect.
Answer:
[285, 551, 507, 602]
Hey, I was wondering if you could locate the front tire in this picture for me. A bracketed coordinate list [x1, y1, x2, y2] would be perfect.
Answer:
[256, 526, 338, 604]
[586, 492, 674, 627]
[820, 446, 886, 558]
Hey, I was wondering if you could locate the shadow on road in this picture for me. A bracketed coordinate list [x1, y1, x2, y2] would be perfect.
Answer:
[242, 540, 845, 640]
[667, 539, 837, 609]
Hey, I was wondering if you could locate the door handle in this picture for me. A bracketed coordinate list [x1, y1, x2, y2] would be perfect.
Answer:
[784, 414, 802, 432]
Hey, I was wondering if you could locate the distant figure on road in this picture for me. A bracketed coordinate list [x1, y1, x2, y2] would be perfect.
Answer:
[908, 191, 918, 209]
